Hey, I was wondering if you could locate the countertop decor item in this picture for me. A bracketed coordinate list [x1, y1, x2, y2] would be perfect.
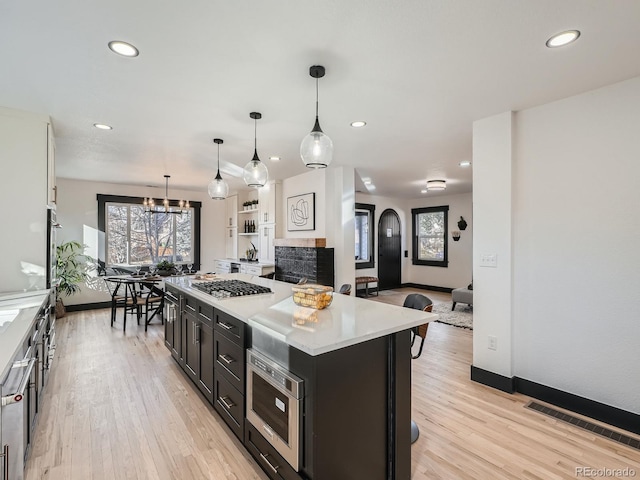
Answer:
[56, 241, 94, 317]
[301, 65, 333, 168]
[243, 112, 268, 188]
[458, 216, 468, 230]
[156, 260, 176, 276]
[208, 138, 229, 200]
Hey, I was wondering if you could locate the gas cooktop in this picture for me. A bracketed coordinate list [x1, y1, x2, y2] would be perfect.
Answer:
[192, 279, 272, 299]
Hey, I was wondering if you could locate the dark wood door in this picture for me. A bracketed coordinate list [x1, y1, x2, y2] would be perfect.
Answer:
[378, 209, 401, 290]
[183, 313, 199, 381]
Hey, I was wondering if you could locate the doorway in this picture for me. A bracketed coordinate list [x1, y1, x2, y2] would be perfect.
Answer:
[377, 209, 401, 290]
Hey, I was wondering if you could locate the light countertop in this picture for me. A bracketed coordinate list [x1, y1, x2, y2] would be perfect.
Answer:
[166, 275, 437, 356]
[0, 289, 50, 381]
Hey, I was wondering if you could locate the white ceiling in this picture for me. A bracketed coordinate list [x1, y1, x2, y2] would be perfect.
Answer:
[2, 1, 640, 199]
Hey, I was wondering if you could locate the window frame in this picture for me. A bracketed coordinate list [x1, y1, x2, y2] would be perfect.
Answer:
[97, 194, 202, 269]
[411, 205, 449, 267]
[355, 202, 375, 270]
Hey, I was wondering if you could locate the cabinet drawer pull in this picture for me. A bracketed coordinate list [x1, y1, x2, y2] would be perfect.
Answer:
[219, 396, 235, 410]
[259, 453, 279, 473]
[218, 321, 234, 331]
[186, 304, 196, 312]
[218, 354, 235, 365]
[199, 312, 212, 322]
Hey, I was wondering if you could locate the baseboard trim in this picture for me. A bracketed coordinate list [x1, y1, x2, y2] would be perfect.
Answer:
[515, 377, 640, 436]
[401, 283, 453, 293]
[65, 301, 111, 312]
[470, 365, 515, 393]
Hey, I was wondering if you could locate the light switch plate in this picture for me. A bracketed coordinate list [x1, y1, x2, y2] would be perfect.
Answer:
[480, 253, 498, 268]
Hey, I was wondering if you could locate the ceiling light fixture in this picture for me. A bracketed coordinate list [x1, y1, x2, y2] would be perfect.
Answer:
[269, 156, 280, 161]
[108, 40, 139, 57]
[301, 65, 333, 169]
[426, 180, 447, 191]
[459, 160, 471, 167]
[93, 123, 112, 130]
[351, 121, 366, 128]
[143, 175, 189, 214]
[208, 138, 229, 200]
[546, 30, 580, 48]
[243, 112, 268, 188]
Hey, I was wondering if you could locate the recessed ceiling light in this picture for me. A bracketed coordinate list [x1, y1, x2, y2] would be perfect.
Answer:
[351, 121, 366, 128]
[459, 160, 471, 167]
[269, 156, 280, 161]
[93, 123, 112, 130]
[364, 180, 372, 185]
[108, 40, 139, 57]
[546, 30, 580, 48]
[421, 189, 427, 194]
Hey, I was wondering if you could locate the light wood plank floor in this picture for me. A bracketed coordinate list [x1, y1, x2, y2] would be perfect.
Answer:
[26, 290, 640, 479]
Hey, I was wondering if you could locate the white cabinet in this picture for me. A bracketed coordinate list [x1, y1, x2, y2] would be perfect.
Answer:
[47, 123, 56, 207]
[259, 224, 276, 264]
[258, 180, 280, 225]
[0, 107, 51, 292]
[215, 259, 231, 274]
[225, 228, 237, 259]
[239, 263, 275, 276]
[225, 195, 238, 228]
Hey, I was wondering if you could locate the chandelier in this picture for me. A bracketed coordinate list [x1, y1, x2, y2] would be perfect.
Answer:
[143, 175, 190, 214]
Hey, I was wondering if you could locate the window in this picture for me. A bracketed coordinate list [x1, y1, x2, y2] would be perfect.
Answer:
[97, 194, 202, 268]
[355, 203, 375, 269]
[411, 205, 449, 267]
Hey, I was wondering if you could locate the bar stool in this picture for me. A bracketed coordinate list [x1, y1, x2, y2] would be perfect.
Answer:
[402, 293, 433, 444]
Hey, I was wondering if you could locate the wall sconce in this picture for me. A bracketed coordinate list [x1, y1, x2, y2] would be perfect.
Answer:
[458, 216, 468, 230]
[452, 231, 461, 242]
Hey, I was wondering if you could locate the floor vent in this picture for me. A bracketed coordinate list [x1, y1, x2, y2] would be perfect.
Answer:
[525, 401, 640, 450]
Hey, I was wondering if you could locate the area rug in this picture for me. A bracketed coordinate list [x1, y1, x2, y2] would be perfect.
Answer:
[431, 303, 473, 330]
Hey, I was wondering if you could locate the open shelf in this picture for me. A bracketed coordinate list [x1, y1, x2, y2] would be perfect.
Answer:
[238, 209, 258, 214]
[238, 233, 258, 236]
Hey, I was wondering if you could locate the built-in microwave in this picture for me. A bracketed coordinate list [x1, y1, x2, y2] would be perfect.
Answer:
[246, 349, 304, 472]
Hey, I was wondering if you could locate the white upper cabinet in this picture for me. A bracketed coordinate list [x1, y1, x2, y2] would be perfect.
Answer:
[258, 180, 280, 225]
[47, 123, 56, 207]
[225, 195, 238, 228]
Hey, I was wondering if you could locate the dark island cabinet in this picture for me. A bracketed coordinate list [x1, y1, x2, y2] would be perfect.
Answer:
[164, 285, 182, 363]
[179, 292, 215, 404]
[213, 308, 247, 440]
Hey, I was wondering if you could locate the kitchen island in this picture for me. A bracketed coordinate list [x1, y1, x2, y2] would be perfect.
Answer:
[165, 274, 436, 480]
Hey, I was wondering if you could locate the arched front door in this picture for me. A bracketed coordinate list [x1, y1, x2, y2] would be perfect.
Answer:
[377, 209, 401, 290]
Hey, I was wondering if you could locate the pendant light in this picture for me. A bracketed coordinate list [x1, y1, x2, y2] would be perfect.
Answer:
[300, 65, 333, 169]
[208, 138, 229, 200]
[243, 112, 268, 188]
[143, 175, 189, 214]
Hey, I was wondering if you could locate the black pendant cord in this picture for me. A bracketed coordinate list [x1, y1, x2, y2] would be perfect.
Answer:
[315, 76, 319, 120]
[216, 142, 222, 179]
[253, 116, 260, 162]
[312, 77, 323, 133]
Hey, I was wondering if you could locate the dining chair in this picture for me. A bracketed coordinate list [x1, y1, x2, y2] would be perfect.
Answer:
[137, 281, 165, 331]
[402, 293, 433, 444]
[338, 283, 352, 295]
[104, 277, 139, 331]
[297, 278, 308, 285]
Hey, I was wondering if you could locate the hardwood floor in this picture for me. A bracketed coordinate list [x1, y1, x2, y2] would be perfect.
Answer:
[26, 292, 639, 479]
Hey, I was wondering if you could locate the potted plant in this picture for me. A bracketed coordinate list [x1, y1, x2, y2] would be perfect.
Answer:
[156, 260, 176, 276]
[56, 241, 94, 317]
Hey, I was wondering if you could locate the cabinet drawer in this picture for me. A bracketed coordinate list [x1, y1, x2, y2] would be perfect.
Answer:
[184, 294, 198, 315]
[245, 423, 300, 480]
[198, 301, 214, 325]
[214, 371, 244, 440]
[214, 309, 245, 345]
[242, 265, 262, 276]
[214, 333, 245, 393]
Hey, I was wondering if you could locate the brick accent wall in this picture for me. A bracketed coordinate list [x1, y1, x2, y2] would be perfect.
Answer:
[274, 246, 335, 287]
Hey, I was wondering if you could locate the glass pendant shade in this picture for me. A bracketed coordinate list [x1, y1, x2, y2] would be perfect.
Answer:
[243, 112, 268, 188]
[243, 151, 269, 188]
[301, 120, 333, 168]
[209, 138, 229, 200]
[301, 65, 333, 169]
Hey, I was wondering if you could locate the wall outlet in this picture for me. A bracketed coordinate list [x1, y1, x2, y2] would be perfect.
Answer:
[488, 335, 498, 351]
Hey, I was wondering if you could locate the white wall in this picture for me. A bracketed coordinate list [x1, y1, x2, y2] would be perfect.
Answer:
[356, 192, 473, 289]
[472, 112, 514, 378]
[327, 167, 356, 290]
[406, 193, 473, 289]
[56, 177, 226, 305]
[511, 77, 640, 413]
[281, 169, 326, 239]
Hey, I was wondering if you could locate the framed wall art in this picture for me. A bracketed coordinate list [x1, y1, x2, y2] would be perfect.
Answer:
[287, 192, 315, 231]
